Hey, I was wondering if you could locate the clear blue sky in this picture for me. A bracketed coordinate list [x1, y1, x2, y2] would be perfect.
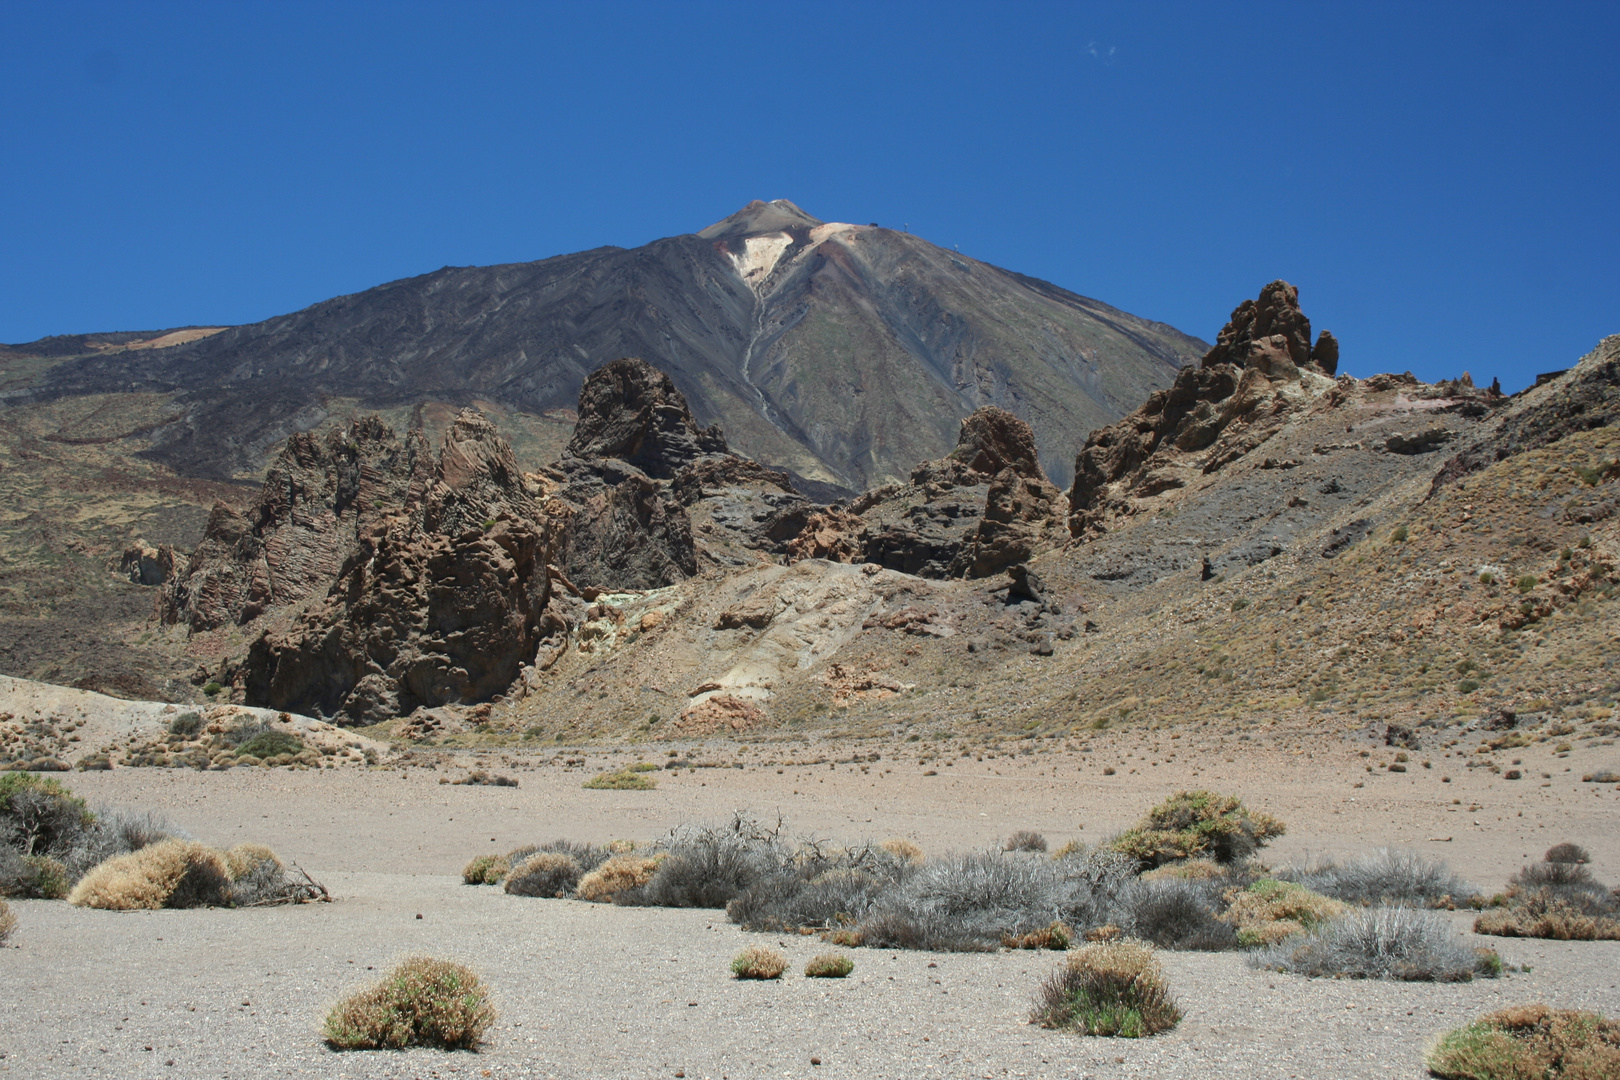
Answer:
[2, 1, 1615, 391]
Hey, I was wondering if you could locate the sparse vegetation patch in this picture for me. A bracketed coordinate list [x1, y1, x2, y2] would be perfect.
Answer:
[1032, 939, 1181, 1037]
[1427, 1005, 1620, 1080]
[324, 957, 495, 1050]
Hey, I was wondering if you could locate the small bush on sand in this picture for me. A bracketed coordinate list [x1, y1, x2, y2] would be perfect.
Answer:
[628, 817, 788, 908]
[881, 837, 924, 864]
[1032, 939, 1181, 1037]
[804, 952, 854, 978]
[0, 898, 15, 943]
[1427, 1004, 1620, 1080]
[1005, 830, 1048, 853]
[66, 839, 232, 910]
[1005, 920, 1073, 950]
[462, 854, 510, 886]
[1474, 850, 1620, 941]
[1283, 848, 1477, 908]
[1543, 843, 1591, 865]
[0, 772, 94, 859]
[233, 730, 304, 761]
[1250, 906, 1494, 981]
[1221, 879, 1349, 947]
[323, 957, 495, 1050]
[504, 852, 582, 898]
[0, 849, 70, 899]
[582, 769, 657, 790]
[731, 945, 787, 979]
[577, 854, 663, 902]
[1105, 791, 1285, 869]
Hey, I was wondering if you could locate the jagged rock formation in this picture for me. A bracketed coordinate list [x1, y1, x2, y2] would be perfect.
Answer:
[548, 358, 809, 591]
[1202, 280, 1339, 377]
[1068, 282, 1355, 536]
[240, 411, 557, 724]
[159, 417, 424, 632]
[779, 406, 1067, 579]
[120, 541, 178, 587]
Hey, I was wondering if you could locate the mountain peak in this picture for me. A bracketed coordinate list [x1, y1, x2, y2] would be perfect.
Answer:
[697, 199, 824, 240]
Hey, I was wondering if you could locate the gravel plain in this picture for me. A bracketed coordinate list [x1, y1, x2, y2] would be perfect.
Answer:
[3, 732, 1618, 1079]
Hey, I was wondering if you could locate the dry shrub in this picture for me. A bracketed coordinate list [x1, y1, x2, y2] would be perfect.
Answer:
[67, 839, 231, 910]
[1032, 939, 1181, 1037]
[1004, 830, 1048, 853]
[323, 956, 495, 1050]
[821, 928, 862, 947]
[804, 952, 854, 978]
[1474, 893, 1620, 941]
[1140, 859, 1225, 882]
[1221, 879, 1349, 947]
[0, 899, 15, 943]
[503, 852, 582, 898]
[730, 945, 787, 979]
[582, 769, 656, 790]
[225, 843, 281, 881]
[1005, 920, 1073, 950]
[1282, 848, 1477, 908]
[1427, 1004, 1620, 1080]
[0, 849, 70, 899]
[577, 854, 662, 902]
[1106, 791, 1284, 869]
[1115, 877, 1240, 951]
[1544, 843, 1591, 864]
[462, 854, 510, 886]
[1250, 905, 1492, 981]
[881, 838, 924, 864]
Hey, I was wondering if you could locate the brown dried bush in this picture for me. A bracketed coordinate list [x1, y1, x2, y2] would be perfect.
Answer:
[1427, 1004, 1620, 1079]
[577, 854, 662, 902]
[461, 854, 511, 886]
[881, 837, 924, 864]
[1032, 939, 1180, 1037]
[0, 899, 15, 943]
[67, 839, 232, 910]
[1474, 893, 1620, 941]
[1004, 920, 1073, 950]
[323, 957, 495, 1050]
[503, 852, 582, 898]
[730, 945, 788, 979]
[804, 952, 854, 978]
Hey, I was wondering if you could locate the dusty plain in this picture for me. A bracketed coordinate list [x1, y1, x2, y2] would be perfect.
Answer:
[3, 724, 1618, 1080]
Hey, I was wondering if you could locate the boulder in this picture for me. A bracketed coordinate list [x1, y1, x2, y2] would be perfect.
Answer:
[119, 541, 177, 587]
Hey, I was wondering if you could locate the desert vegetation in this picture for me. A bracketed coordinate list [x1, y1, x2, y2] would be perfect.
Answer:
[1, 771, 324, 907]
[324, 957, 496, 1050]
[1427, 1004, 1620, 1079]
[0, 898, 15, 943]
[730, 945, 788, 979]
[1031, 939, 1181, 1037]
[804, 952, 854, 977]
[1250, 906, 1500, 982]
[1474, 844, 1620, 941]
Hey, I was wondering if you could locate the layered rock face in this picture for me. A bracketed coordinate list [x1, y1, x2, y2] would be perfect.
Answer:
[159, 417, 424, 632]
[240, 411, 557, 723]
[781, 406, 1068, 579]
[550, 357, 805, 591]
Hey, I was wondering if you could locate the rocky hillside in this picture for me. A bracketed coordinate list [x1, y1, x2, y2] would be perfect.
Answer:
[6, 200, 1204, 493]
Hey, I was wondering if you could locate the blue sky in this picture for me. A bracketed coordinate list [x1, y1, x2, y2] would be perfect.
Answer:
[1, 1, 1615, 391]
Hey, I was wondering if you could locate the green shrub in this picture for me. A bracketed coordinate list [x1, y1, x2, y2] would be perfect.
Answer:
[202, 681, 224, 696]
[1221, 879, 1348, 946]
[167, 711, 203, 738]
[1516, 575, 1538, 594]
[1106, 790, 1285, 869]
[461, 854, 510, 886]
[0, 852, 70, 899]
[1391, 525, 1409, 542]
[583, 769, 657, 790]
[731, 945, 788, 979]
[804, 952, 854, 978]
[1426, 1004, 1620, 1079]
[323, 957, 496, 1050]
[0, 772, 94, 858]
[1032, 939, 1181, 1037]
[1458, 680, 1481, 694]
[234, 730, 304, 760]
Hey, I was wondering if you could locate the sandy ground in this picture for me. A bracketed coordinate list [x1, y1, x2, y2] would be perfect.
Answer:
[2, 730, 1618, 1079]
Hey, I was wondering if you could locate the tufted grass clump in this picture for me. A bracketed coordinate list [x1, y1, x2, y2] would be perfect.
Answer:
[1426, 1004, 1620, 1079]
[504, 851, 582, 898]
[1474, 848, 1620, 941]
[0, 898, 15, 943]
[583, 769, 657, 790]
[731, 945, 787, 979]
[804, 952, 854, 977]
[1032, 939, 1181, 1037]
[1105, 791, 1285, 870]
[1250, 905, 1495, 981]
[323, 957, 495, 1050]
[1221, 879, 1349, 947]
[577, 854, 663, 902]
[67, 839, 232, 909]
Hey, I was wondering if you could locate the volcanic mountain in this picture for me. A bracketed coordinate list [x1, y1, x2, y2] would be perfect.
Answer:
[9, 200, 1205, 493]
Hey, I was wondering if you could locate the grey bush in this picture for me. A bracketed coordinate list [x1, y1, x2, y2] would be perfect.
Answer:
[61, 809, 177, 880]
[1280, 849, 1476, 907]
[1249, 906, 1493, 981]
[1113, 877, 1239, 951]
[628, 816, 797, 909]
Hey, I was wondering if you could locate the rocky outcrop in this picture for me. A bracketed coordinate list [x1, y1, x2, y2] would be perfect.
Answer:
[1202, 280, 1338, 377]
[120, 541, 178, 587]
[240, 410, 558, 724]
[159, 417, 424, 632]
[550, 357, 811, 590]
[775, 406, 1066, 579]
[1068, 283, 1352, 536]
